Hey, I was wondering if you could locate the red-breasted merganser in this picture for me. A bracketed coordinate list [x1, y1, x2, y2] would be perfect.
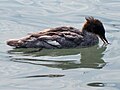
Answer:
[7, 17, 109, 49]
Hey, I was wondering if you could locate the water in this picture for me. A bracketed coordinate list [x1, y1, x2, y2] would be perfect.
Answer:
[0, 0, 120, 90]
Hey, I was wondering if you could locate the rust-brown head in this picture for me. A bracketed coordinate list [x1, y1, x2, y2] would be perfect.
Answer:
[82, 16, 109, 44]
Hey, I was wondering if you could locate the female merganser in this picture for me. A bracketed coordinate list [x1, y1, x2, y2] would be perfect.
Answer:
[7, 17, 109, 49]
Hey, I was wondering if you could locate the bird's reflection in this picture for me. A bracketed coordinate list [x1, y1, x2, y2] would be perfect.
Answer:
[8, 45, 107, 70]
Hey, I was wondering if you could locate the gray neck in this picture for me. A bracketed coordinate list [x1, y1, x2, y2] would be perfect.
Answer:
[80, 30, 99, 47]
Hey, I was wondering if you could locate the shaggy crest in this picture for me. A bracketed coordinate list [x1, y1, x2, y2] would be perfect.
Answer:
[85, 16, 94, 22]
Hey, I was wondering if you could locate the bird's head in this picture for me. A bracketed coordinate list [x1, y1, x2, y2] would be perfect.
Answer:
[82, 16, 109, 44]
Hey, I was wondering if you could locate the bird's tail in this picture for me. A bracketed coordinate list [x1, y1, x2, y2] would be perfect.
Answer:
[7, 39, 23, 47]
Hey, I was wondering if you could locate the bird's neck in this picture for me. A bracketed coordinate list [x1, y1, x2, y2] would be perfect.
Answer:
[79, 29, 99, 47]
[81, 29, 88, 35]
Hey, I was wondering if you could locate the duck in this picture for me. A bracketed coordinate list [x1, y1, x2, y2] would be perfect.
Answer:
[7, 16, 109, 49]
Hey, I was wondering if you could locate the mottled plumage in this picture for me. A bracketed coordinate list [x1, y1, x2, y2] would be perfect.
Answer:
[7, 17, 108, 49]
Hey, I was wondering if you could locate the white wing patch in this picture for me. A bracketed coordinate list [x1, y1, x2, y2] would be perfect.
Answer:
[47, 40, 60, 46]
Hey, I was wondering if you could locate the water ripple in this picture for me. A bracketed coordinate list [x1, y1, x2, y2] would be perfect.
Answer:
[0, 0, 120, 90]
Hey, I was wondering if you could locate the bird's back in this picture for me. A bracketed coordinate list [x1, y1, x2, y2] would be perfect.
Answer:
[7, 26, 99, 48]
